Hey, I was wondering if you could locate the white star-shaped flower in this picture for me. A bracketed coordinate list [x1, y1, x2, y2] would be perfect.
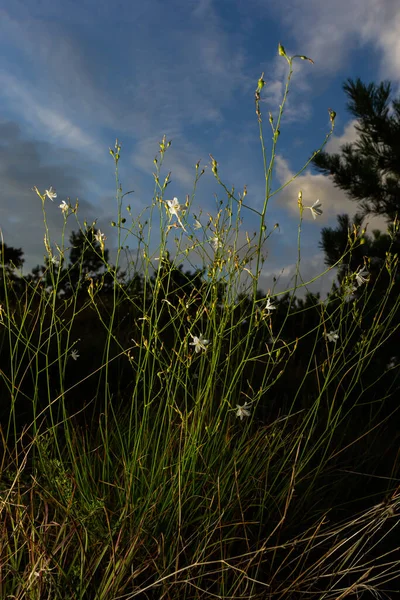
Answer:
[59, 200, 69, 214]
[306, 199, 323, 220]
[45, 186, 57, 201]
[324, 330, 339, 343]
[189, 333, 209, 353]
[166, 197, 186, 232]
[94, 229, 106, 252]
[210, 236, 222, 251]
[265, 297, 276, 315]
[70, 349, 80, 361]
[354, 266, 370, 287]
[236, 403, 251, 420]
[94, 230, 106, 244]
[342, 282, 357, 301]
[166, 197, 182, 217]
[386, 356, 397, 370]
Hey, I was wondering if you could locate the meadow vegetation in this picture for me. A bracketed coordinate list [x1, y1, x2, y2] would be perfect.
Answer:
[0, 44, 399, 599]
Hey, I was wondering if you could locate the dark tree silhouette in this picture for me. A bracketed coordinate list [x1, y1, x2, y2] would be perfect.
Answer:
[150, 250, 206, 310]
[0, 243, 24, 298]
[69, 228, 109, 274]
[311, 78, 400, 298]
[64, 227, 110, 294]
[310, 77, 400, 433]
[0, 243, 24, 272]
[318, 212, 400, 288]
[313, 78, 400, 222]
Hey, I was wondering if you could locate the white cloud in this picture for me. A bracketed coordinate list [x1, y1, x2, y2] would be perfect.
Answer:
[273, 154, 356, 222]
[273, 153, 389, 236]
[324, 120, 359, 154]
[268, 0, 400, 83]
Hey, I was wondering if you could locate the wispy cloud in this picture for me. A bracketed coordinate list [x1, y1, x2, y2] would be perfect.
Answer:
[0, 72, 103, 154]
[266, 0, 400, 82]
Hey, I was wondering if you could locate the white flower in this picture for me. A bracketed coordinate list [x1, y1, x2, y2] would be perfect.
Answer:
[236, 403, 251, 420]
[342, 282, 357, 301]
[265, 297, 276, 315]
[70, 349, 80, 361]
[45, 186, 57, 201]
[189, 333, 209, 353]
[354, 266, 370, 287]
[386, 356, 397, 370]
[166, 197, 182, 217]
[325, 330, 339, 343]
[210, 236, 222, 251]
[59, 200, 69, 214]
[193, 219, 202, 230]
[51, 255, 60, 266]
[306, 199, 323, 220]
[166, 197, 186, 232]
[94, 229, 107, 244]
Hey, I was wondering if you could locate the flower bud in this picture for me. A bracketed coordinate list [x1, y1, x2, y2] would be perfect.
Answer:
[278, 43, 287, 58]
[299, 55, 314, 64]
[256, 74, 265, 92]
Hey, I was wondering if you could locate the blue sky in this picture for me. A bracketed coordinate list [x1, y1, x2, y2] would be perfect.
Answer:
[1, 0, 399, 299]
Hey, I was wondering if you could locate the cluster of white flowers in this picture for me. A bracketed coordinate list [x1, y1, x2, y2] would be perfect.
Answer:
[46, 186, 376, 424]
[164, 197, 226, 253]
[39, 186, 72, 215]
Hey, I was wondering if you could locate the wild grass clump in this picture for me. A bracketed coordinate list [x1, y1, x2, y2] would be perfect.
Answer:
[1, 44, 399, 599]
